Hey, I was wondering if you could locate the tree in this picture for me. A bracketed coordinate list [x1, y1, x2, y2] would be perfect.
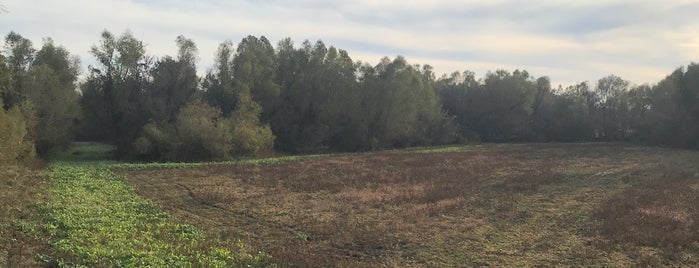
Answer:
[202, 41, 236, 115]
[24, 39, 81, 154]
[142, 36, 198, 123]
[596, 75, 630, 140]
[0, 55, 10, 102]
[359, 56, 455, 149]
[232, 35, 279, 121]
[271, 39, 363, 152]
[466, 70, 537, 141]
[0, 54, 35, 165]
[435, 71, 480, 141]
[637, 64, 699, 148]
[2, 32, 34, 109]
[79, 30, 151, 156]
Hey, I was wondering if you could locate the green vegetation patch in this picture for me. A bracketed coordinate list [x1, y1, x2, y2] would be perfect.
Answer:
[48, 142, 116, 163]
[406, 144, 482, 154]
[113, 153, 330, 170]
[41, 163, 272, 267]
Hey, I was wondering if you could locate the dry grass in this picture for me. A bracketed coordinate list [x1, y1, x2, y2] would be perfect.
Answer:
[0, 166, 48, 267]
[121, 143, 699, 267]
[596, 169, 699, 249]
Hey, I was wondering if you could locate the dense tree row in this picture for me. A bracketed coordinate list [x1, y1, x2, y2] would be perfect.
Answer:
[1, 32, 81, 165]
[1, 30, 698, 164]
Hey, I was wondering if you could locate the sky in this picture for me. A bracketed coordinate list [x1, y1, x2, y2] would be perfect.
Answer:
[1, 0, 699, 87]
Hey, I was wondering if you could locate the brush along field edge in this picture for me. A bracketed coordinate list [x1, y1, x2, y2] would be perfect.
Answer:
[40, 163, 273, 267]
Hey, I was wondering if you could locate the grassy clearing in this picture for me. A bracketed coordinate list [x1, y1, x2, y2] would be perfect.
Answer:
[33, 143, 274, 267]
[121, 143, 699, 267]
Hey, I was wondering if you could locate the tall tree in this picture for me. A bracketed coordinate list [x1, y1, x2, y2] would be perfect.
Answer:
[80, 30, 151, 155]
[232, 35, 279, 121]
[143, 35, 198, 123]
[637, 64, 699, 148]
[24, 38, 81, 153]
[596, 75, 630, 140]
[2, 32, 34, 108]
[359, 56, 455, 149]
[467, 70, 537, 141]
[271, 40, 362, 152]
[202, 41, 236, 115]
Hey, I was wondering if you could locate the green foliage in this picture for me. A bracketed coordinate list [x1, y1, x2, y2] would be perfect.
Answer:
[24, 39, 82, 154]
[596, 75, 631, 140]
[230, 91, 275, 156]
[633, 64, 699, 149]
[0, 102, 35, 165]
[133, 95, 274, 161]
[360, 56, 457, 149]
[0, 55, 11, 102]
[79, 30, 150, 155]
[2, 32, 34, 109]
[472, 70, 537, 141]
[172, 100, 234, 160]
[202, 40, 237, 115]
[272, 40, 364, 152]
[40, 162, 272, 267]
[143, 36, 198, 123]
[233, 35, 279, 121]
[133, 100, 234, 161]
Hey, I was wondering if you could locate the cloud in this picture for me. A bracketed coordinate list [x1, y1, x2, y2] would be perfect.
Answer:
[1, 0, 698, 86]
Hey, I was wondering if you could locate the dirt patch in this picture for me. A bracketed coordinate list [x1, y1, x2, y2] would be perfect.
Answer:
[121, 143, 699, 266]
[0, 166, 48, 268]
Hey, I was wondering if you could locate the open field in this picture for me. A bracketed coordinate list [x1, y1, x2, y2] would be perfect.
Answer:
[120, 143, 699, 267]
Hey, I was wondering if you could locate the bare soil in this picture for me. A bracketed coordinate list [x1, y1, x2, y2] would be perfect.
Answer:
[121, 143, 699, 267]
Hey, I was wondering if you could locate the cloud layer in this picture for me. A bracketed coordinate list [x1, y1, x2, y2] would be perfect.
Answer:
[2, 0, 698, 86]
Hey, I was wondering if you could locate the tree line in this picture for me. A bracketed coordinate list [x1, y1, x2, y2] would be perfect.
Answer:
[1, 30, 698, 163]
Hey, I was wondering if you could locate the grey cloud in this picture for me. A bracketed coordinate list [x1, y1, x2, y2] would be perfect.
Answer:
[1, 0, 697, 86]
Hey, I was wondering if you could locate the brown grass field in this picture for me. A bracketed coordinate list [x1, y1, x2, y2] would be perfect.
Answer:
[122, 143, 699, 267]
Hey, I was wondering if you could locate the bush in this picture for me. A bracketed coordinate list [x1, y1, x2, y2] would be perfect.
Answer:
[229, 91, 274, 156]
[0, 102, 36, 165]
[172, 100, 234, 161]
[231, 121, 275, 156]
[132, 100, 234, 162]
[131, 93, 275, 162]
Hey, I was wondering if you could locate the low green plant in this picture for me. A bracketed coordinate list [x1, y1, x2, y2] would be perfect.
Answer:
[40, 162, 273, 267]
[295, 233, 309, 241]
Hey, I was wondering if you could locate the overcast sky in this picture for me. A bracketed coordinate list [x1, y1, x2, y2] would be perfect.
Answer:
[2, 0, 699, 87]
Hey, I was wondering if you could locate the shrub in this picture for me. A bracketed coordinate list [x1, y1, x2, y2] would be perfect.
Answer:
[172, 100, 234, 161]
[132, 100, 234, 162]
[0, 102, 36, 165]
[131, 93, 274, 161]
[229, 91, 274, 156]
